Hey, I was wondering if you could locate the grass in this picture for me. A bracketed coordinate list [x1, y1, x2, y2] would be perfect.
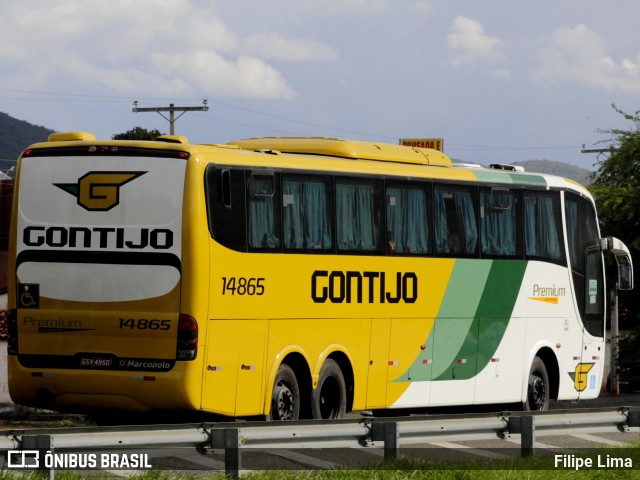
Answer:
[1, 444, 638, 480]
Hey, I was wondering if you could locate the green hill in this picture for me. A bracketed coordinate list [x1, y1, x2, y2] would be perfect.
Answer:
[512, 159, 593, 186]
[0, 111, 54, 168]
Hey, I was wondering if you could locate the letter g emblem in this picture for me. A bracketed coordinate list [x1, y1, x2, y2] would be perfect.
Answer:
[55, 171, 146, 211]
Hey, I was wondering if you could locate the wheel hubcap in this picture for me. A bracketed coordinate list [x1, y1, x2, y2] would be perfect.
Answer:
[530, 373, 546, 410]
[274, 384, 294, 420]
[319, 377, 339, 419]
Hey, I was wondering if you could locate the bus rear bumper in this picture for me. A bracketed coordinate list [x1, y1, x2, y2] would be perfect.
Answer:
[8, 357, 201, 412]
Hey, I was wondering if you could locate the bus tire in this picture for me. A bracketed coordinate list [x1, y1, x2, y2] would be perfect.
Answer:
[523, 357, 550, 411]
[268, 364, 300, 421]
[312, 359, 347, 419]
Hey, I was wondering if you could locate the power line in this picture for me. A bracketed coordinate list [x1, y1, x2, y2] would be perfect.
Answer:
[0, 87, 599, 155]
[132, 100, 209, 135]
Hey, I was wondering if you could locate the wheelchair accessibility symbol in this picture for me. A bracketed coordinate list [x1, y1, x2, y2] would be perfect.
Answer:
[18, 284, 40, 309]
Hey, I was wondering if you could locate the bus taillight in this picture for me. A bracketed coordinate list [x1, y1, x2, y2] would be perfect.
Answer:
[7, 309, 18, 355]
[177, 313, 198, 361]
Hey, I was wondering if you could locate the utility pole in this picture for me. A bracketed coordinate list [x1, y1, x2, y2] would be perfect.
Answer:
[610, 286, 620, 395]
[581, 145, 615, 154]
[132, 100, 209, 135]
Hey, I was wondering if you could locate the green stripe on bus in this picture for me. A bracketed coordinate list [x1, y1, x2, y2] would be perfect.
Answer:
[394, 260, 491, 382]
[474, 260, 528, 372]
[396, 259, 528, 383]
[474, 170, 548, 187]
[433, 260, 527, 381]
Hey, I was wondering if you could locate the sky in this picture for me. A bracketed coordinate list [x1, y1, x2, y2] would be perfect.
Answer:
[1, 0, 640, 168]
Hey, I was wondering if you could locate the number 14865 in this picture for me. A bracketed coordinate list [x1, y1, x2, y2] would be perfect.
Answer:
[221, 277, 265, 296]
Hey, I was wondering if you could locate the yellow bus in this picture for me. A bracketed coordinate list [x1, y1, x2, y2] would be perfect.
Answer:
[7, 132, 634, 419]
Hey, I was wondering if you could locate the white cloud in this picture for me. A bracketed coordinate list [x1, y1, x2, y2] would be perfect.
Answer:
[533, 24, 640, 94]
[447, 16, 505, 69]
[153, 52, 296, 99]
[0, 0, 333, 99]
[244, 34, 338, 62]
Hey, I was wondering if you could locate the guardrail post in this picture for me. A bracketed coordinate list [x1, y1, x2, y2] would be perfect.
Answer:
[519, 415, 535, 457]
[371, 422, 399, 460]
[383, 422, 400, 460]
[22, 434, 53, 479]
[627, 410, 640, 428]
[224, 428, 241, 478]
[508, 415, 536, 457]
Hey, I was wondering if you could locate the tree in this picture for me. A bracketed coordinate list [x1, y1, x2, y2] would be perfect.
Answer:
[589, 104, 640, 326]
[112, 127, 164, 141]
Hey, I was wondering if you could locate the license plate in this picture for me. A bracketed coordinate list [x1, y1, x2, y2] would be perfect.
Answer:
[79, 356, 113, 368]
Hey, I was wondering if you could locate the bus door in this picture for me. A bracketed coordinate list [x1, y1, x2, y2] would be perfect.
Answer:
[578, 246, 606, 397]
[565, 193, 606, 398]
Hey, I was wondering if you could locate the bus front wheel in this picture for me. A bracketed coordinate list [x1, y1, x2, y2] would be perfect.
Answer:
[268, 364, 300, 421]
[524, 357, 550, 411]
[312, 359, 347, 419]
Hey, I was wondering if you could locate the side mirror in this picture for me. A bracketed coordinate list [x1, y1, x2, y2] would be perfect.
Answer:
[616, 255, 633, 291]
[602, 237, 634, 291]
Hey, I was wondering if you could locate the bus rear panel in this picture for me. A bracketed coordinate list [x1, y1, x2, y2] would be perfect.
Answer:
[8, 143, 199, 411]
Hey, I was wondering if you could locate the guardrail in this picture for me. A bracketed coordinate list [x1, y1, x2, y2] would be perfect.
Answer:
[1, 407, 638, 478]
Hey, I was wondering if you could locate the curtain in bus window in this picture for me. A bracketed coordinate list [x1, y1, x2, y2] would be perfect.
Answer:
[283, 178, 332, 250]
[248, 177, 279, 249]
[524, 194, 561, 261]
[434, 189, 449, 253]
[337, 182, 377, 251]
[454, 191, 478, 254]
[480, 190, 516, 256]
[386, 187, 430, 254]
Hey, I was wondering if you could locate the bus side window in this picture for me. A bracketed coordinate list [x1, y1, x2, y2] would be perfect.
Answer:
[336, 178, 383, 253]
[480, 187, 521, 257]
[248, 172, 281, 250]
[222, 170, 232, 208]
[386, 183, 431, 255]
[523, 191, 564, 264]
[434, 186, 478, 256]
[282, 174, 333, 251]
[205, 167, 247, 251]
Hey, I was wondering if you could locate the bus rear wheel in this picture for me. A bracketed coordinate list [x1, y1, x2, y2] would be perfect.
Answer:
[312, 359, 347, 419]
[524, 357, 550, 411]
[268, 364, 300, 421]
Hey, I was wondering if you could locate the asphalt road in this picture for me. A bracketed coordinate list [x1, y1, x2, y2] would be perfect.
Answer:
[553, 391, 640, 409]
[1, 390, 638, 428]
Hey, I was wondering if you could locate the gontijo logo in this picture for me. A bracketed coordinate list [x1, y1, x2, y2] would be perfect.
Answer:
[569, 363, 595, 391]
[54, 171, 146, 211]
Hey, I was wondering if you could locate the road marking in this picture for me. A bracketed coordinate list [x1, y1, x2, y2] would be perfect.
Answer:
[268, 450, 339, 469]
[429, 441, 508, 459]
[504, 438, 559, 449]
[570, 433, 627, 446]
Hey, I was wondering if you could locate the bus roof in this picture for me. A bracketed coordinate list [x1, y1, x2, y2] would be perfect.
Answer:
[228, 137, 452, 167]
[26, 132, 591, 195]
